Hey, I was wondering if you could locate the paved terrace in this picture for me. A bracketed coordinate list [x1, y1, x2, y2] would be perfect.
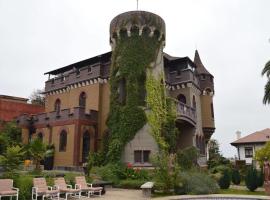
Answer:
[75, 188, 268, 200]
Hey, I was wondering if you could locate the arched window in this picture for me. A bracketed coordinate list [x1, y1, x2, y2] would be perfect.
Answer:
[192, 95, 196, 109]
[205, 88, 212, 95]
[54, 99, 61, 115]
[59, 130, 67, 152]
[79, 92, 86, 108]
[177, 94, 186, 104]
[82, 131, 91, 163]
[37, 132, 43, 141]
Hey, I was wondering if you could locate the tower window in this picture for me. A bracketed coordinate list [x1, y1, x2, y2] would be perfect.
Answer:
[76, 68, 80, 76]
[118, 78, 126, 104]
[192, 95, 196, 109]
[59, 130, 67, 152]
[201, 75, 206, 80]
[79, 92, 86, 108]
[54, 99, 61, 115]
[88, 66, 92, 73]
[211, 103, 214, 118]
[177, 94, 187, 104]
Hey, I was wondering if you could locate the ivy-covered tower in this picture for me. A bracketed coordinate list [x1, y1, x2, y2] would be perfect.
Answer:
[107, 11, 169, 163]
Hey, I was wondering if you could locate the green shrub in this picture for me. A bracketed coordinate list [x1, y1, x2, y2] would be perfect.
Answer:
[256, 170, 264, 187]
[91, 163, 125, 184]
[218, 169, 231, 189]
[177, 146, 199, 170]
[117, 179, 145, 189]
[177, 171, 219, 195]
[231, 169, 241, 185]
[245, 167, 258, 191]
[14, 175, 33, 200]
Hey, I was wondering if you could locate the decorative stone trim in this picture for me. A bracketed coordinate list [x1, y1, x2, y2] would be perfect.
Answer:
[46, 77, 109, 96]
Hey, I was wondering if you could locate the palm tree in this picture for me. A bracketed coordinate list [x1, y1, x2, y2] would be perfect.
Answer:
[262, 60, 270, 104]
[27, 138, 46, 171]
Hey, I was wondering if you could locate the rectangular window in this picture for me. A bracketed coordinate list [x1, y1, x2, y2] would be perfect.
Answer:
[134, 151, 141, 163]
[245, 147, 253, 158]
[134, 150, 151, 163]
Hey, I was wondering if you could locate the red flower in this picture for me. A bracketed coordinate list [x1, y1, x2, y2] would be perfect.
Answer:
[127, 162, 132, 168]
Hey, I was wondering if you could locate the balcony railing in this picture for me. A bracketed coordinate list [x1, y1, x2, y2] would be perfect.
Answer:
[176, 102, 197, 125]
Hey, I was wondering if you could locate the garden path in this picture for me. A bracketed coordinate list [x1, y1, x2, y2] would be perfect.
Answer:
[70, 188, 269, 200]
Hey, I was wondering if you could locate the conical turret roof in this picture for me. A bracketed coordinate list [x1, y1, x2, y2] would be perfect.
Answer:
[194, 50, 212, 75]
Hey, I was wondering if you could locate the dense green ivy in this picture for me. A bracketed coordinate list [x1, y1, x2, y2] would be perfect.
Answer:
[146, 73, 178, 153]
[106, 30, 162, 162]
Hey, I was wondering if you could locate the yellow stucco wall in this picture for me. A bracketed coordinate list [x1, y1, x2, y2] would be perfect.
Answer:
[51, 124, 75, 167]
[200, 95, 215, 128]
[45, 84, 100, 113]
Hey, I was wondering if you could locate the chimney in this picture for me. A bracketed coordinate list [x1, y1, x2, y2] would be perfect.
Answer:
[236, 131, 241, 140]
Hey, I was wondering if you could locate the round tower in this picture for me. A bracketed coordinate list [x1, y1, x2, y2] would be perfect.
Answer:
[107, 11, 168, 163]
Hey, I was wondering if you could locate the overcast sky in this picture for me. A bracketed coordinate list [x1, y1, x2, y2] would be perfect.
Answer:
[0, 0, 269, 157]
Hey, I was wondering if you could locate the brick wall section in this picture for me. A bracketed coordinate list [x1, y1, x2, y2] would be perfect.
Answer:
[0, 98, 44, 122]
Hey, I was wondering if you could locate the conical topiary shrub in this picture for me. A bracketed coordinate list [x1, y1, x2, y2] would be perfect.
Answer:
[231, 169, 241, 185]
[256, 170, 264, 187]
[245, 167, 258, 192]
[218, 169, 231, 189]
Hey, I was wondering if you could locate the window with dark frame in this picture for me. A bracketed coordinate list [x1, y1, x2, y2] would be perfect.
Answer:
[245, 147, 253, 158]
[134, 150, 150, 163]
[54, 99, 61, 115]
[59, 130, 67, 152]
[79, 92, 86, 108]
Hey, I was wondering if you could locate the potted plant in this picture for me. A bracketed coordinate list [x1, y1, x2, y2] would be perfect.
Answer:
[44, 144, 55, 170]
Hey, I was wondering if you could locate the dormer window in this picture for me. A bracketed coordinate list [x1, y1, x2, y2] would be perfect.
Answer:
[88, 66, 92, 73]
[76, 68, 80, 76]
[201, 75, 206, 80]
[61, 75, 65, 82]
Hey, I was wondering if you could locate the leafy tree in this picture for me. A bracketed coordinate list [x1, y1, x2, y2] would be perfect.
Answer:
[207, 139, 230, 169]
[255, 141, 270, 167]
[262, 60, 270, 104]
[245, 167, 258, 192]
[0, 145, 24, 177]
[218, 169, 231, 189]
[27, 138, 46, 171]
[231, 169, 241, 185]
[0, 121, 22, 154]
[29, 89, 45, 106]
[177, 146, 199, 170]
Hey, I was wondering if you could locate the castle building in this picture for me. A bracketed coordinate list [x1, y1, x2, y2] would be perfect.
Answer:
[17, 11, 215, 168]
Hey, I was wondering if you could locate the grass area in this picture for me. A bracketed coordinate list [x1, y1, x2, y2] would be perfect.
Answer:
[219, 188, 267, 196]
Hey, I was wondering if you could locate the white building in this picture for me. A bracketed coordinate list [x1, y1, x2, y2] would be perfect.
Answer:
[231, 128, 270, 165]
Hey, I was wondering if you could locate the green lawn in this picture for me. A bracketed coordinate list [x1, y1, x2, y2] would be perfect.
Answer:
[219, 188, 267, 196]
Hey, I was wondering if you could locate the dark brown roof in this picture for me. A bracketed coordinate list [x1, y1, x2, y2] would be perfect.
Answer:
[0, 95, 28, 102]
[45, 52, 112, 75]
[194, 50, 212, 75]
[231, 128, 270, 146]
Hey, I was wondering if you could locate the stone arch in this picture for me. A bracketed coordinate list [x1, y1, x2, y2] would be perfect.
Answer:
[130, 25, 140, 35]
[142, 26, 151, 36]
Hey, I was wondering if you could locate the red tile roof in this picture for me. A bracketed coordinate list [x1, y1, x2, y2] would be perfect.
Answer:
[231, 128, 270, 146]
